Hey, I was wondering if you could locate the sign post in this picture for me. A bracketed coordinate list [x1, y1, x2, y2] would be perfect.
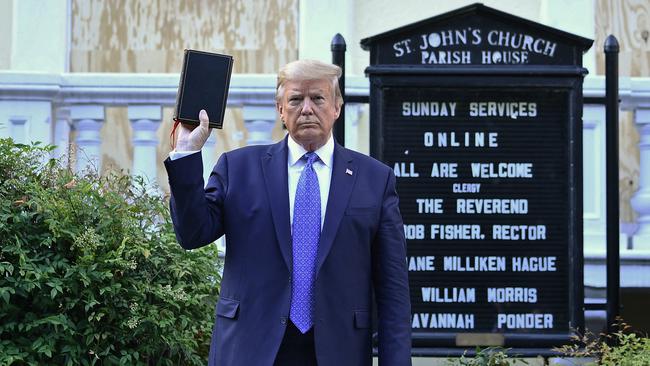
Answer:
[361, 3, 593, 354]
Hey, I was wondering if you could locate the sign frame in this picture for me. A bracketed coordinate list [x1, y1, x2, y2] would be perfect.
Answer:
[369, 72, 584, 350]
[361, 3, 593, 354]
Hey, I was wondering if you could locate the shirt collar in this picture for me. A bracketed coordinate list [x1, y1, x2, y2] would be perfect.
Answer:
[287, 133, 334, 168]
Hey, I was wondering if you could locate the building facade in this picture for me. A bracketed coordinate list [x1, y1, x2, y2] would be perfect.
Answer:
[1, 0, 649, 341]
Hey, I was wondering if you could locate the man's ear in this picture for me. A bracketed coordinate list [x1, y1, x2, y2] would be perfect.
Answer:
[334, 102, 342, 119]
[276, 102, 283, 117]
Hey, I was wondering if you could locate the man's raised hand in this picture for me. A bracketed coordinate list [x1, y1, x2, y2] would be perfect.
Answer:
[175, 109, 212, 151]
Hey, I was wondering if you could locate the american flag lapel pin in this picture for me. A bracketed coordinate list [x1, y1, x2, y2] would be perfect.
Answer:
[346, 168, 353, 176]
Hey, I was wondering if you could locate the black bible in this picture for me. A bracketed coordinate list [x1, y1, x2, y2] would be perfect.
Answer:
[173, 50, 234, 129]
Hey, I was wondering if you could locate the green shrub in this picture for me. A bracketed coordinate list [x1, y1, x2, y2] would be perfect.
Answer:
[0, 139, 221, 365]
[555, 321, 650, 366]
[448, 347, 525, 366]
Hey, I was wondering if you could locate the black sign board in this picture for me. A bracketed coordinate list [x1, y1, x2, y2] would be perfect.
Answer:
[361, 3, 592, 353]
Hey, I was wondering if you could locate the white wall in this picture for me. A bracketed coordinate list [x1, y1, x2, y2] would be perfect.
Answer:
[9, 0, 69, 73]
[299, 0, 597, 75]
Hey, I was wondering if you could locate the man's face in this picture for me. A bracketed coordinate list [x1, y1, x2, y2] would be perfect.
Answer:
[277, 79, 341, 151]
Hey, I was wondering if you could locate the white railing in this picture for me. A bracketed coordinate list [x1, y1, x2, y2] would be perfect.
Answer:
[0, 72, 280, 182]
[1, 71, 650, 289]
[582, 76, 650, 290]
[0, 71, 370, 182]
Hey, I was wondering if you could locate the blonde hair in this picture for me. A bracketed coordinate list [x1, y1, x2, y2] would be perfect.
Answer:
[276, 60, 343, 108]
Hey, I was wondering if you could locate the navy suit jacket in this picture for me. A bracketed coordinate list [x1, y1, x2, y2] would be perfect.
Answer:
[165, 137, 411, 366]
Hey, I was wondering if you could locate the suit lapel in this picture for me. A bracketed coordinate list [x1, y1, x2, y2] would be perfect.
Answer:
[261, 138, 292, 271]
[316, 143, 356, 276]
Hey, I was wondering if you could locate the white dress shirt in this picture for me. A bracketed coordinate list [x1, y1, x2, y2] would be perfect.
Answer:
[169, 149, 199, 161]
[287, 134, 333, 230]
[169, 134, 334, 229]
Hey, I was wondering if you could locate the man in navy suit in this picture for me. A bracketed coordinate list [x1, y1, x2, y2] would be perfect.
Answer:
[165, 60, 411, 365]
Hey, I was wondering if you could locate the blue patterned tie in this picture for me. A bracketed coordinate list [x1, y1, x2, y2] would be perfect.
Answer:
[290, 152, 321, 333]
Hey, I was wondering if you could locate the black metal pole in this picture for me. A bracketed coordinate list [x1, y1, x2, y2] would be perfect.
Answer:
[605, 34, 620, 338]
[331, 33, 346, 147]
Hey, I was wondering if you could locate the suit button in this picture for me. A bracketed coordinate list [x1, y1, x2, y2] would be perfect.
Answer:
[281, 317, 287, 325]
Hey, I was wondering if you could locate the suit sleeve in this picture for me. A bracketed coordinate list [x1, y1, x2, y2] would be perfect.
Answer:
[372, 168, 412, 366]
[164, 152, 229, 249]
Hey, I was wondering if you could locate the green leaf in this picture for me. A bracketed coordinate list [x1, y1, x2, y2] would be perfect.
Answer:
[32, 337, 44, 350]
[0, 287, 14, 304]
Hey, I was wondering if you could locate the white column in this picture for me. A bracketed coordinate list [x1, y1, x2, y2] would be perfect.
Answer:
[344, 103, 363, 151]
[540, 0, 596, 73]
[631, 108, 650, 250]
[8, 116, 27, 144]
[128, 105, 161, 183]
[70, 105, 104, 173]
[53, 107, 71, 164]
[0, 101, 54, 146]
[298, 0, 353, 63]
[243, 105, 277, 145]
[202, 133, 218, 184]
[583, 104, 607, 253]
